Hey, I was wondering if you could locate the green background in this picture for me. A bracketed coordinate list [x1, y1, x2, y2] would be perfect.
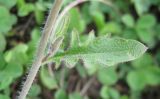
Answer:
[0, 0, 160, 99]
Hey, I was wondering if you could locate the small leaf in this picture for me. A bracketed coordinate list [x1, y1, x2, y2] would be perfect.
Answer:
[100, 86, 120, 99]
[91, 11, 105, 31]
[0, 6, 17, 33]
[4, 44, 28, 65]
[122, 14, 135, 28]
[70, 29, 80, 48]
[69, 93, 82, 99]
[0, 53, 6, 69]
[18, 3, 34, 16]
[0, 33, 6, 52]
[55, 15, 70, 38]
[52, 37, 147, 68]
[132, 0, 151, 15]
[98, 67, 118, 85]
[0, 0, 17, 9]
[28, 84, 41, 97]
[55, 89, 68, 99]
[127, 71, 146, 91]
[69, 8, 86, 33]
[0, 94, 10, 99]
[84, 30, 96, 46]
[131, 53, 154, 68]
[40, 66, 58, 90]
[0, 63, 23, 90]
[136, 29, 155, 47]
[100, 22, 122, 35]
[136, 14, 156, 29]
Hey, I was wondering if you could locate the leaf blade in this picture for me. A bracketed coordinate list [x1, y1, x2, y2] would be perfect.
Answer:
[53, 37, 147, 68]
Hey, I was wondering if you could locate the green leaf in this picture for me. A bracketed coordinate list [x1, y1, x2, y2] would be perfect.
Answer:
[0, 53, 6, 69]
[127, 71, 146, 91]
[76, 63, 87, 78]
[0, 94, 10, 99]
[40, 66, 58, 90]
[4, 44, 28, 65]
[70, 29, 80, 48]
[28, 84, 41, 97]
[131, 53, 154, 68]
[136, 14, 156, 29]
[136, 29, 155, 47]
[55, 15, 70, 38]
[127, 67, 160, 91]
[18, 3, 34, 16]
[91, 11, 105, 31]
[0, 33, 6, 52]
[34, 9, 44, 24]
[69, 8, 86, 33]
[3, 63, 23, 79]
[100, 86, 120, 99]
[55, 89, 68, 99]
[100, 22, 122, 35]
[52, 37, 147, 68]
[0, 63, 23, 90]
[97, 67, 118, 85]
[0, 77, 12, 90]
[144, 67, 160, 85]
[0, 0, 17, 9]
[69, 93, 82, 99]
[122, 29, 138, 39]
[0, 6, 17, 33]
[122, 14, 135, 28]
[132, 0, 152, 15]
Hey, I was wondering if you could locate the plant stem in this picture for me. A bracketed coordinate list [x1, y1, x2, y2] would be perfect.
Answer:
[17, 0, 63, 99]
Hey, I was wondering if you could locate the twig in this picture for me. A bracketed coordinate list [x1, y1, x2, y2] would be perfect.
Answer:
[80, 76, 96, 96]
[16, 0, 63, 99]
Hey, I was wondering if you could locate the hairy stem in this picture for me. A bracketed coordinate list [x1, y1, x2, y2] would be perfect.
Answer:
[17, 0, 63, 99]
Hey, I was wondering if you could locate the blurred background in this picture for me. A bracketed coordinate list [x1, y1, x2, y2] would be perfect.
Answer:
[0, 0, 160, 99]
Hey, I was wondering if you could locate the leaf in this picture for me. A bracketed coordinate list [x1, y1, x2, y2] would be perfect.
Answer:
[131, 53, 154, 68]
[91, 11, 105, 31]
[122, 29, 138, 39]
[28, 84, 41, 97]
[0, 53, 6, 69]
[0, 63, 23, 90]
[40, 66, 58, 90]
[0, 0, 17, 9]
[18, 3, 34, 16]
[136, 14, 156, 29]
[0, 77, 12, 90]
[4, 44, 29, 65]
[3, 63, 23, 79]
[52, 37, 147, 68]
[100, 22, 122, 35]
[136, 29, 155, 47]
[70, 29, 80, 48]
[69, 8, 86, 33]
[0, 94, 10, 99]
[132, 0, 151, 15]
[0, 33, 6, 52]
[127, 71, 146, 91]
[127, 67, 160, 91]
[55, 89, 68, 99]
[122, 14, 135, 28]
[97, 67, 118, 85]
[55, 15, 70, 38]
[0, 6, 17, 33]
[100, 86, 120, 99]
[69, 93, 83, 99]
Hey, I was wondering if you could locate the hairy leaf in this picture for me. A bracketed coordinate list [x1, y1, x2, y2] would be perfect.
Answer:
[51, 37, 147, 68]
